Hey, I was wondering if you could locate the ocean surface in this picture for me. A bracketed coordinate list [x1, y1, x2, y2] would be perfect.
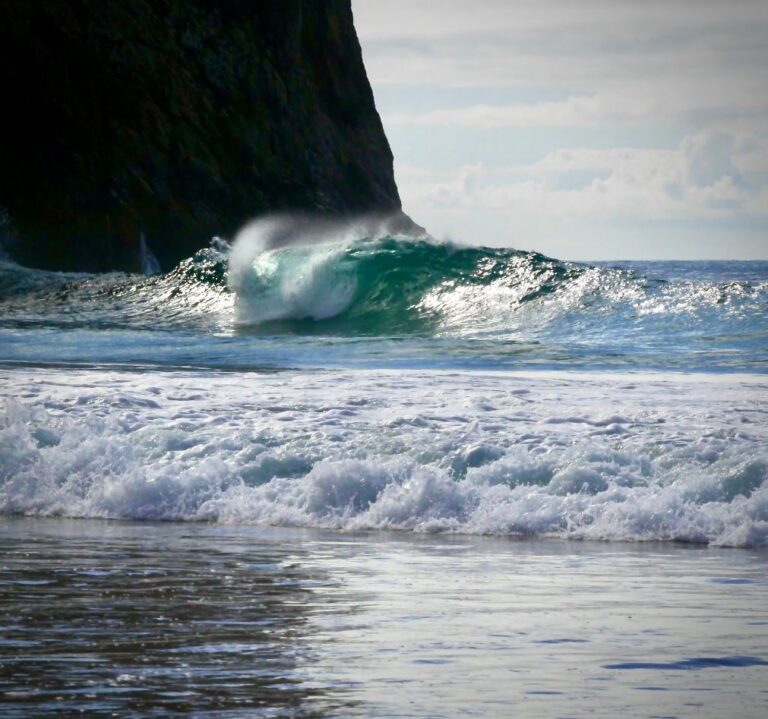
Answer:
[1, 219, 767, 716]
[2, 221, 766, 374]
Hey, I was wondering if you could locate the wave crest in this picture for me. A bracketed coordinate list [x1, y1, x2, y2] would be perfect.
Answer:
[0, 218, 765, 371]
[226, 219, 767, 354]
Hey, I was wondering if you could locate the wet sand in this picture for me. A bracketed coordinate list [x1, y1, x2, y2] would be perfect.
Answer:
[1, 517, 767, 718]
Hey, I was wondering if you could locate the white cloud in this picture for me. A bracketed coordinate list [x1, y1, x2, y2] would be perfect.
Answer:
[396, 132, 768, 222]
[354, 0, 768, 131]
[385, 95, 657, 128]
[353, 0, 768, 257]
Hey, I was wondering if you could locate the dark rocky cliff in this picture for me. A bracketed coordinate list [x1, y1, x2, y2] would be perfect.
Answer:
[0, 0, 411, 272]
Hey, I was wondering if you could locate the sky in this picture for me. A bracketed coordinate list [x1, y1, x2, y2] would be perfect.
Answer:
[352, 0, 768, 260]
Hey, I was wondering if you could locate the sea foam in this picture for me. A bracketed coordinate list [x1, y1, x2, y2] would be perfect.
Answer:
[2, 368, 766, 547]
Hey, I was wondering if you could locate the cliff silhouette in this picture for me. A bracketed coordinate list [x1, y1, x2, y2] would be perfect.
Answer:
[0, 0, 413, 272]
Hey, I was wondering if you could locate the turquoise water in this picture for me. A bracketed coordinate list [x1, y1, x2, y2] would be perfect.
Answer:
[1, 225, 766, 545]
[1, 230, 766, 373]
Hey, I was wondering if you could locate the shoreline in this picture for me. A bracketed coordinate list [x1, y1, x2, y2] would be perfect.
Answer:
[3, 514, 768, 554]
[2, 517, 767, 718]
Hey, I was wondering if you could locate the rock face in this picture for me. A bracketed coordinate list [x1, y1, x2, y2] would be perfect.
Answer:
[0, 0, 411, 272]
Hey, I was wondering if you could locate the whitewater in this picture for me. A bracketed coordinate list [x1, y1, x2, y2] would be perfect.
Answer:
[3, 219, 768, 718]
[3, 367, 766, 547]
[1, 218, 767, 547]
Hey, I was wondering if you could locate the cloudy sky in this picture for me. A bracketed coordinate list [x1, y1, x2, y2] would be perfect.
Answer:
[352, 0, 768, 259]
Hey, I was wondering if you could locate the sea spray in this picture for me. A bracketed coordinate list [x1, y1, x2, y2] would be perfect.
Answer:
[138, 232, 161, 276]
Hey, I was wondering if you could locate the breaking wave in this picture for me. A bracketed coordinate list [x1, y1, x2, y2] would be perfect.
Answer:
[1, 369, 766, 547]
[0, 218, 766, 371]
[226, 220, 768, 347]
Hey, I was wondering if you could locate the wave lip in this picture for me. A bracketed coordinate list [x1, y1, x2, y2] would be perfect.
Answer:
[234, 242, 358, 323]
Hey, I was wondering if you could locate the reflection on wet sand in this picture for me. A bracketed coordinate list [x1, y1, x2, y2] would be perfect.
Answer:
[0, 519, 356, 718]
[2, 518, 768, 718]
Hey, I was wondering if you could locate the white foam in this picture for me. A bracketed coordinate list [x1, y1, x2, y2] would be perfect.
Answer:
[233, 242, 357, 322]
[227, 215, 418, 324]
[1, 368, 766, 547]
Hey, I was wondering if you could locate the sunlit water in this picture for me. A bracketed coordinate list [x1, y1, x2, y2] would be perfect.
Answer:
[1, 232, 766, 373]
[1, 226, 767, 716]
[1, 519, 767, 718]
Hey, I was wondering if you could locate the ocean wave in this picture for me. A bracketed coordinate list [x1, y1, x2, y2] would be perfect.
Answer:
[2, 368, 766, 547]
[2, 219, 766, 339]
[225, 221, 768, 373]
[1, 219, 766, 372]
